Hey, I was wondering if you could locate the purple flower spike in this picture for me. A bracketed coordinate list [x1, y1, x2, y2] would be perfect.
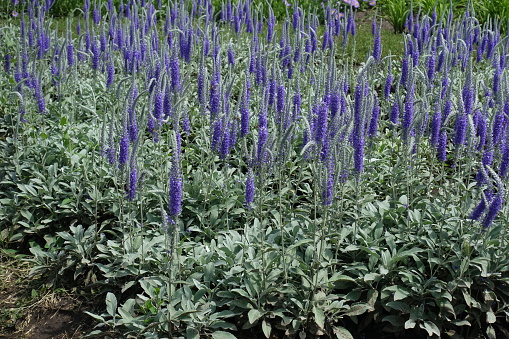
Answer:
[292, 6, 300, 31]
[430, 109, 442, 147]
[471, 190, 493, 221]
[267, 10, 275, 43]
[400, 57, 409, 87]
[427, 48, 436, 81]
[483, 194, 503, 228]
[244, 168, 255, 209]
[118, 132, 129, 167]
[322, 161, 334, 206]
[476, 148, 494, 186]
[310, 28, 317, 53]
[83, 0, 90, 13]
[462, 84, 474, 117]
[227, 44, 235, 67]
[476, 112, 487, 150]
[493, 65, 501, 96]
[170, 55, 180, 91]
[492, 113, 505, 145]
[372, 26, 381, 61]
[67, 43, 75, 67]
[106, 59, 115, 88]
[219, 123, 231, 159]
[211, 119, 223, 151]
[402, 84, 415, 140]
[437, 131, 447, 162]
[268, 79, 276, 107]
[163, 84, 172, 119]
[277, 84, 285, 114]
[347, 11, 356, 36]
[384, 70, 393, 99]
[329, 92, 339, 118]
[4, 54, 11, 73]
[353, 132, 365, 174]
[153, 89, 163, 123]
[390, 98, 399, 124]
[292, 91, 301, 121]
[169, 134, 183, 218]
[209, 79, 220, 117]
[437, 50, 445, 73]
[33, 78, 46, 114]
[453, 112, 467, 147]
[322, 29, 329, 50]
[168, 171, 182, 217]
[127, 163, 137, 201]
[93, 6, 101, 24]
[500, 141, 509, 178]
[91, 39, 99, 70]
[240, 87, 250, 137]
[442, 99, 452, 122]
[315, 102, 328, 145]
[368, 97, 380, 138]
[128, 85, 138, 143]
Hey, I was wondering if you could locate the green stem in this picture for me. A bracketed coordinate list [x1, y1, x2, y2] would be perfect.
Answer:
[333, 183, 346, 273]
[165, 224, 173, 339]
[257, 172, 267, 306]
[278, 168, 288, 283]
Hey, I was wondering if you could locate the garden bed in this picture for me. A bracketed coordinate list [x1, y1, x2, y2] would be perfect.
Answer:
[2, 0, 509, 338]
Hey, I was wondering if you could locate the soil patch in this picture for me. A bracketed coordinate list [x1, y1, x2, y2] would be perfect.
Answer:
[0, 254, 95, 339]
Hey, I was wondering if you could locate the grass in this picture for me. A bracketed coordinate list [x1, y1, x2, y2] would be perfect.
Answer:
[343, 10, 405, 63]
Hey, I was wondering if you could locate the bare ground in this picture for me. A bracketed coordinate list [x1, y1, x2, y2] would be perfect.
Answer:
[0, 254, 95, 339]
